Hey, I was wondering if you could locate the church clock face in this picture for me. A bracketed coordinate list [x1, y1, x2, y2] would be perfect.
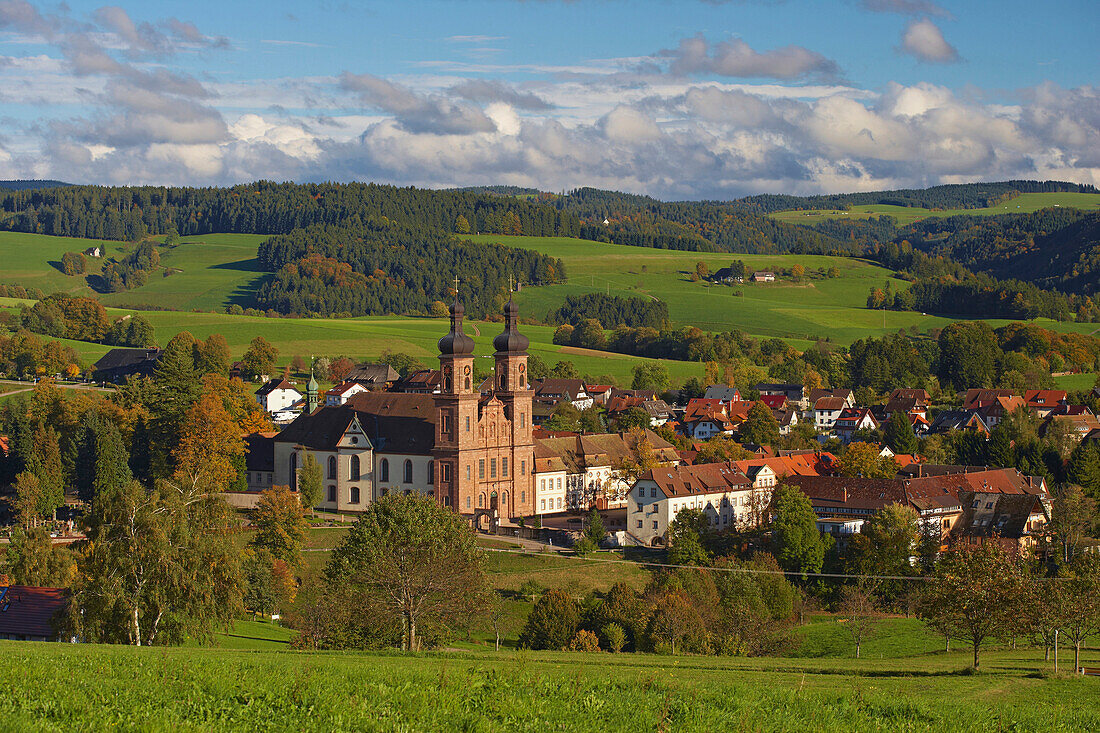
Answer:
[519, 364, 526, 374]
[463, 365, 471, 375]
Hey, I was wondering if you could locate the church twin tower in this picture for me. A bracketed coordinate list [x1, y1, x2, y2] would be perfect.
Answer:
[433, 296, 534, 525]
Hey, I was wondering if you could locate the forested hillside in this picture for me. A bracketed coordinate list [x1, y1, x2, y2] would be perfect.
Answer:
[0, 181, 581, 241]
[553, 188, 856, 254]
[737, 180, 1095, 213]
[255, 223, 564, 317]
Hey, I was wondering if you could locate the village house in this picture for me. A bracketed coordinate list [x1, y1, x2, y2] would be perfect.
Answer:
[752, 271, 776, 282]
[833, 407, 879, 443]
[531, 379, 594, 423]
[533, 430, 680, 513]
[325, 381, 369, 406]
[756, 383, 808, 410]
[390, 369, 441, 394]
[584, 384, 614, 405]
[813, 396, 848, 430]
[679, 398, 736, 439]
[92, 347, 162, 383]
[255, 378, 302, 413]
[0, 586, 68, 641]
[1024, 389, 1068, 418]
[703, 385, 742, 403]
[627, 462, 759, 546]
[928, 410, 990, 436]
[342, 363, 399, 389]
[951, 490, 1049, 557]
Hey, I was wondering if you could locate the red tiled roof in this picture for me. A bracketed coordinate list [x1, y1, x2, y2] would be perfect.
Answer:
[814, 397, 847, 411]
[640, 461, 752, 498]
[759, 394, 787, 409]
[0, 586, 67, 639]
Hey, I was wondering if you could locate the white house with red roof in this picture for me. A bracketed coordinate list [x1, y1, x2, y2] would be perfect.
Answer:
[326, 381, 369, 406]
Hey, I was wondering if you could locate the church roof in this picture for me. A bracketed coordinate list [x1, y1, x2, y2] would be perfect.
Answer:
[275, 392, 438, 455]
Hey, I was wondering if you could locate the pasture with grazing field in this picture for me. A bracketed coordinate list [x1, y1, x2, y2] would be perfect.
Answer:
[769, 191, 1100, 227]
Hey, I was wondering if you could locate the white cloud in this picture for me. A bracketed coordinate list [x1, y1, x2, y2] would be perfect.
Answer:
[900, 19, 960, 64]
[660, 34, 842, 81]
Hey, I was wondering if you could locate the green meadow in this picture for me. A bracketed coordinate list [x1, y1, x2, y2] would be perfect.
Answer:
[0, 639, 1095, 731]
[769, 191, 1100, 227]
[0, 297, 703, 384]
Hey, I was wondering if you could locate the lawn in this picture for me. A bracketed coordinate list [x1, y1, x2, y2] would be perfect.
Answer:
[769, 191, 1100, 227]
[1053, 372, 1098, 392]
[0, 641, 1096, 731]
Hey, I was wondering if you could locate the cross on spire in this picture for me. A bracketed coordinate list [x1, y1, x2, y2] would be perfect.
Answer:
[453, 274, 460, 296]
[508, 273, 514, 293]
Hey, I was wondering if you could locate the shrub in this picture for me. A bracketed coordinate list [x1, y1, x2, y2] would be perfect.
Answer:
[518, 589, 579, 650]
[601, 623, 626, 653]
[568, 629, 601, 652]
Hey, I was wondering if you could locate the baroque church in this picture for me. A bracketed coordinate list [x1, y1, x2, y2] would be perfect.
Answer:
[271, 295, 535, 527]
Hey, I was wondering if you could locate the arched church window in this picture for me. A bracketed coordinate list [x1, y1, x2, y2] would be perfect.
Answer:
[350, 455, 360, 480]
[403, 459, 413, 483]
[327, 456, 337, 480]
[380, 458, 389, 482]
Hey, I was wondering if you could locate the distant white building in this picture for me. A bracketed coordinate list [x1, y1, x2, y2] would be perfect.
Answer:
[326, 381, 369, 406]
[255, 378, 302, 413]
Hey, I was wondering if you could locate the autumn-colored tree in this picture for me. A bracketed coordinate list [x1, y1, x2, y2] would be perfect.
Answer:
[241, 336, 278, 380]
[251, 485, 307, 571]
[918, 542, 1030, 669]
[172, 391, 246, 492]
[328, 357, 355, 382]
[791, 264, 805, 282]
[13, 471, 44, 528]
[837, 442, 898, 478]
[695, 435, 754, 464]
[60, 251, 86, 275]
[648, 589, 701, 655]
[454, 214, 471, 234]
[837, 581, 881, 659]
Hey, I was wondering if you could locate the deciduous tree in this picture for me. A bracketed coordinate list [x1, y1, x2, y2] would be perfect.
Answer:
[837, 581, 880, 659]
[918, 542, 1030, 669]
[251, 485, 307, 570]
[324, 494, 486, 651]
[771, 483, 828, 580]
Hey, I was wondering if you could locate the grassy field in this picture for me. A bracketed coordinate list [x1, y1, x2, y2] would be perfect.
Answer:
[1053, 372, 1099, 391]
[769, 191, 1100, 227]
[99, 234, 272, 312]
[0, 296, 706, 384]
[0, 640, 1096, 731]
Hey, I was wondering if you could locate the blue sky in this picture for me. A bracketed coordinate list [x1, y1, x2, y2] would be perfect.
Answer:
[0, 0, 1096, 198]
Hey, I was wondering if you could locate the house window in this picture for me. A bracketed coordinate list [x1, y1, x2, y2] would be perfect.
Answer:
[650, 487, 657, 497]
[327, 485, 336, 502]
[350, 455, 360, 481]
[652, 520, 658, 530]
[466, 464, 471, 480]
[478, 494, 484, 508]
[556, 478, 562, 490]
[520, 460, 526, 475]
[442, 463, 451, 482]
[541, 499, 546, 511]
[557, 498, 562, 509]
[380, 458, 389, 483]
[328, 456, 337, 480]
[441, 414, 452, 435]
[502, 457, 509, 477]
[350, 486, 360, 504]
[427, 460, 434, 485]
[490, 459, 497, 479]
[637, 520, 643, 529]
[404, 460, 413, 484]
[540, 479, 546, 491]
